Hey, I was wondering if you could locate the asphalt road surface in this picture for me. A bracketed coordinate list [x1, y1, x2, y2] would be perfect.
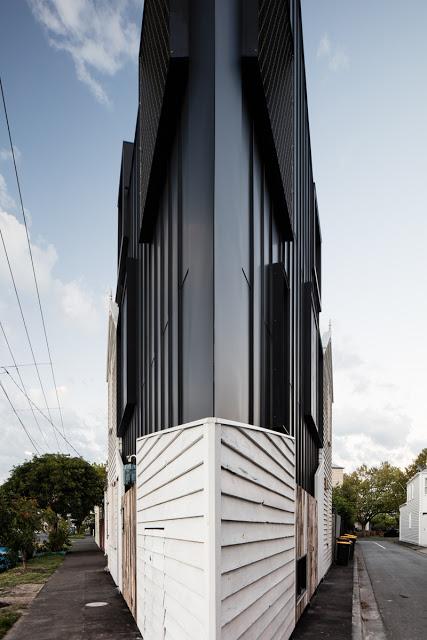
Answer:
[359, 538, 427, 640]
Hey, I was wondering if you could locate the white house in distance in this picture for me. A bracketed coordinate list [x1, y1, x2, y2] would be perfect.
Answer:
[400, 468, 427, 547]
[332, 463, 344, 487]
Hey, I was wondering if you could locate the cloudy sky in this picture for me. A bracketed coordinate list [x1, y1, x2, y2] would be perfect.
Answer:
[0, 0, 142, 481]
[0, 1, 426, 481]
[302, 0, 427, 471]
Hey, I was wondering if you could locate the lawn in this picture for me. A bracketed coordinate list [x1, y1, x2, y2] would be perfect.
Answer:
[0, 554, 64, 589]
[0, 554, 64, 638]
[0, 608, 21, 639]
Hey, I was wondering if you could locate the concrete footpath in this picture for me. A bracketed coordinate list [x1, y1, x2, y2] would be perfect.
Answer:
[6, 537, 142, 640]
[291, 561, 354, 639]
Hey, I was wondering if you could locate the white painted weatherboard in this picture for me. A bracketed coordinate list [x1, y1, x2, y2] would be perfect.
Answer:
[136, 418, 296, 640]
[400, 469, 427, 546]
[105, 300, 124, 590]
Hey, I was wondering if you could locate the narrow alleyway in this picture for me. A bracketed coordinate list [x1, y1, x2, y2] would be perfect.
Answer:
[5, 538, 141, 640]
[291, 561, 354, 639]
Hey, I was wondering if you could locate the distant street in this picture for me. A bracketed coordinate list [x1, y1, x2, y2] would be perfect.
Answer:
[359, 539, 427, 640]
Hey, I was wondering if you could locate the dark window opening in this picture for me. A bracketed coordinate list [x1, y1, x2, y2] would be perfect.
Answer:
[117, 258, 138, 436]
[303, 283, 322, 438]
[263, 262, 290, 433]
[297, 555, 307, 597]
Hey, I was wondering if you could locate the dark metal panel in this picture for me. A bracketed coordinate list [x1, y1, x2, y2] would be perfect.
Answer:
[119, 0, 323, 495]
[213, 0, 250, 424]
[241, 0, 294, 238]
[179, 0, 215, 423]
[251, 122, 262, 428]
[139, 0, 189, 240]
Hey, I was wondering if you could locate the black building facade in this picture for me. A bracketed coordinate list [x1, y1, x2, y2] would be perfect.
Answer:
[116, 0, 323, 497]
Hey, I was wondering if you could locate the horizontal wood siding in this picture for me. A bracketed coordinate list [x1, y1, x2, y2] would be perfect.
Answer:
[136, 419, 295, 639]
[136, 424, 206, 639]
[318, 338, 334, 580]
[400, 474, 423, 545]
[220, 423, 295, 640]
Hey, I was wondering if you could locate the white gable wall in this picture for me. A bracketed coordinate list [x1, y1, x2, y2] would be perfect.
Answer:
[399, 471, 427, 546]
[419, 472, 427, 546]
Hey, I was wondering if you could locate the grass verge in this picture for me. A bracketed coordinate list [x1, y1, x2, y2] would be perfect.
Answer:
[0, 554, 64, 589]
[0, 554, 64, 637]
[0, 607, 21, 639]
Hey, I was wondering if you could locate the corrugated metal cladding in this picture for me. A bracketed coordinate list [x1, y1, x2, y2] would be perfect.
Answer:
[116, 0, 323, 496]
[258, 0, 294, 229]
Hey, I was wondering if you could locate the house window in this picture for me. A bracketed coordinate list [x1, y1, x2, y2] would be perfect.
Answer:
[409, 513, 412, 529]
[297, 555, 307, 597]
[117, 258, 138, 435]
[303, 284, 322, 434]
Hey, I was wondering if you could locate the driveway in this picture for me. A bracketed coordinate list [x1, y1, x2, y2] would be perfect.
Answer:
[359, 538, 427, 640]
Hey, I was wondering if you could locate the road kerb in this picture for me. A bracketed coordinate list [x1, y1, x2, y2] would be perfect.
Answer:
[352, 551, 362, 640]
[352, 547, 387, 640]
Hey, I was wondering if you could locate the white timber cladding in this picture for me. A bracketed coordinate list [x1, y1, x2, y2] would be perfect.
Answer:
[105, 300, 123, 588]
[400, 470, 427, 546]
[317, 335, 333, 582]
[136, 418, 296, 640]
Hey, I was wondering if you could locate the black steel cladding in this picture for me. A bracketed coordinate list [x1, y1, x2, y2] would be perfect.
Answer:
[116, 0, 322, 496]
[258, 0, 294, 228]
[138, 0, 169, 233]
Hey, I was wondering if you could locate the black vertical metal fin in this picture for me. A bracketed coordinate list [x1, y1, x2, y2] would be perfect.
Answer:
[241, 0, 294, 239]
[139, 0, 189, 241]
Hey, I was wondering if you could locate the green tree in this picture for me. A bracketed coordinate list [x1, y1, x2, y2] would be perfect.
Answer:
[332, 484, 356, 530]
[405, 448, 427, 481]
[44, 508, 71, 551]
[2, 454, 105, 528]
[0, 494, 43, 568]
[333, 462, 406, 533]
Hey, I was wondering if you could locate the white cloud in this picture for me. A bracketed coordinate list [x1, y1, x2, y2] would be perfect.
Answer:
[331, 335, 423, 472]
[0, 391, 107, 483]
[329, 50, 349, 72]
[0, 146, 21, 163]
[0, 209, 57, 293]
[28, 0, 141, 105]
[58, 279, 99, 331]
[317, 33, 349, 72]
[333, 433, 415, 473]
[0, 199, 99, 331]
[0, 175, 16, 211]
[317, 34, 331, 58]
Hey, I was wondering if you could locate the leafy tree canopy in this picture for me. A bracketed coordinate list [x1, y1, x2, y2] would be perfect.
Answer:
[1, 454, 105, 527]
[0, 493, 43, 567]
[333, 462, 406, 530]
[405, 448, 427, 481]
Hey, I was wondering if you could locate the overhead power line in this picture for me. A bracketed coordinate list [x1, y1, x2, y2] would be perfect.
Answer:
[0, 320, 50, 451]
[0, 362, 51, 369]
[0, 75, 65, 439]
[2, 368, 81, 458]
[0, 228, 60, 451]
[0, 377, 40, 454]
